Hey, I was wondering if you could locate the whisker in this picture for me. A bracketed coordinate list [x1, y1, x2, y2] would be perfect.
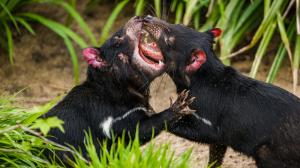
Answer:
[145, 2, 157, 17]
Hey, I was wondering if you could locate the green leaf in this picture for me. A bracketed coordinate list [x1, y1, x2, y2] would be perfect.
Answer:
[266, 17, 296, 83]
[135, 0, 145, 16]
[3, 21, 14, 64]
[277, 13, 293, 62]
[30, 117, 64, 135]
[15, 17, 35, 35]
[99, 0, 129, 44]
[175, 2, 184, 24]
[52, 0, 97, 45]
[154, 0, 161, 18]
[63, 36, 80, 84]
[0, 0, 20, 32]
[293, 35, 300, 92]
[250, 21, 276, 78]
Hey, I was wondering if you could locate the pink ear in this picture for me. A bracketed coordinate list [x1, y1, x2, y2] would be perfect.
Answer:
[210, 28, 222, 38]
[82, 48, 106, 68]
[185, 50, 206, 73]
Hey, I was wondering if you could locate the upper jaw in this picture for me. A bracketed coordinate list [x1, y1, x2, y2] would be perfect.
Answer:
[125, 16, 165, 77]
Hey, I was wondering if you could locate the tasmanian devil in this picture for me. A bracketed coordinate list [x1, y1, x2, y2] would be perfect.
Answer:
[44, 16, 194, 163]
[140, 16, 300, 168]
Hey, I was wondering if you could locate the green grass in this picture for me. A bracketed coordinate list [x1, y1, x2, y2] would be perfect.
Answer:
[0, 0, 93, 84]
[0, 95, 192, 167]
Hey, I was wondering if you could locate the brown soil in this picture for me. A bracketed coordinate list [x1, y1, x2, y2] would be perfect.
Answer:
[0, 2, 299, 168]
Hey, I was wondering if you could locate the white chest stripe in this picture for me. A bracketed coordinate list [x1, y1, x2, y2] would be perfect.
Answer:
[192, 113, 213, 126]
[101, 116, 113, 139]
[100, 107, 148, 139]
[114, 107, 147, 122]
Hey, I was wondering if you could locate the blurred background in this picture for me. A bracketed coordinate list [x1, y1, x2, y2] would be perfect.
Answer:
[0, 0, 299, 167]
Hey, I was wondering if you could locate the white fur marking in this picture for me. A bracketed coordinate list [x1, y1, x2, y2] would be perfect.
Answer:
[192, 113, 213, 126]
[100, 107, 147, 139]
[114, 107, 147, 122]
[101, 116, 113, 139]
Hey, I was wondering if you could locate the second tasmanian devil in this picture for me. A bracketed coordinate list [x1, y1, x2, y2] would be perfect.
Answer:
[140, 16, 300, 168]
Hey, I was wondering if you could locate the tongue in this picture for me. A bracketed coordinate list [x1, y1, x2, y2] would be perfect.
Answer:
[140, 42, 163, 61]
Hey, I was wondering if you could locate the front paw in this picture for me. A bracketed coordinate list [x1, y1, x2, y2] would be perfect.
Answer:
[170, 90, 196, 116]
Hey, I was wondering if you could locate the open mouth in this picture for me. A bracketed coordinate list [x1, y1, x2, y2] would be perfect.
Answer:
[138, 29, 164, 67]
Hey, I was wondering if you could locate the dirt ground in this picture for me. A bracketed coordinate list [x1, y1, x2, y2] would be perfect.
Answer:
[0, 2, 299, 168]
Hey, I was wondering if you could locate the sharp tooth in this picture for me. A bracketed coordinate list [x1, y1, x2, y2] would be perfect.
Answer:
[158, 60, 164, 65]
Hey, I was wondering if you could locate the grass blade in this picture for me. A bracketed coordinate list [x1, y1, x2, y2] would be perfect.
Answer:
[99, 0, 129, 44]
[297, 0, 300, 34]
[277, 13, 293, 63]
[52, 1, 97, 45]
[175, 2, 183, 24]
[135, 0, 145, 16]
[0, 0, 20, 32]
[154, 0, 161, 18]
[293, 35, 300, 92]
[183, 0, 199, 25]
[250, 22, 276, 78]
[20, 13, 88, 48]
[267, 17, 296, 83]
[229, 0, 287, 57]
[63, 37, 79, 84]
[3, 21, 14, 64]
[20, 13, 82, 84]
[15, 17, 35, 35]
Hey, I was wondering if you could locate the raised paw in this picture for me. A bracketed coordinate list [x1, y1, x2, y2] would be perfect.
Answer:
[170, 90, 196, 116]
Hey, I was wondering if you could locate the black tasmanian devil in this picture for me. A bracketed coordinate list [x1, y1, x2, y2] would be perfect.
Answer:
[140, 16, 300, 168]
[44, 16, 194, 162]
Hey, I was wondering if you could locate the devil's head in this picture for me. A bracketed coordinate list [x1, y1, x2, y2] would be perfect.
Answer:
[139, 15, 222, 88]
[82, 16, 167, 90]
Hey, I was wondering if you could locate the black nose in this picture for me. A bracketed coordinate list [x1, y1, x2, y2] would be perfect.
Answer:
[143, 15, 153, 22]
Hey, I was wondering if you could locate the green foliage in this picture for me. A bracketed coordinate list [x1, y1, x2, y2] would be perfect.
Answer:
[71, 131, 192, 168]
[0, 95, 192, 167]
[30, 117, 64, 135]
[0, 0, 95, 84]
[0, 95, 63, 167]
[99, 0, 129, 44]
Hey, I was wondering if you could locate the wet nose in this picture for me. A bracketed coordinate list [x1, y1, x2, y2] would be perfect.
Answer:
[144, 15, 154, 22]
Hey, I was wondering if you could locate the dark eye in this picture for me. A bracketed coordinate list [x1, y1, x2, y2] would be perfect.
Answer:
[113, 36, 124, 46]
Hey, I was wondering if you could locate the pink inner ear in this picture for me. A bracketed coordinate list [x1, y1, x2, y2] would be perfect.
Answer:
[210, 28, 222, 38]
[82, 48, 106, 68]
[185, 50, 207, 73]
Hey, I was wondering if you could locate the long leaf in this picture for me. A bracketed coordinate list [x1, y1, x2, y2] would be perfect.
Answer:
[63, 37, 79, 84]
[15, 17, 35, 35]
[3, 21, 14, 64]
[19, 13, 87, 48]
[277, 13, 293, 63]
[20, 13, 81, 84]
[293, 35, 300, 92]
[99, 0, 129, 44]
[0, 0, 19, 32]
[229, 0, 287, 57]
[52, 0, 97, 45]
[154, 0, 161, 18]
[175, 2, 183, 24]
[135, 0, 145, 16]
[250, 21, 276, 78]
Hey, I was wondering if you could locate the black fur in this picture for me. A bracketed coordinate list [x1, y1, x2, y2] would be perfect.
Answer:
[143, 16, 300, 168]
[44, 17, 192, 165]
